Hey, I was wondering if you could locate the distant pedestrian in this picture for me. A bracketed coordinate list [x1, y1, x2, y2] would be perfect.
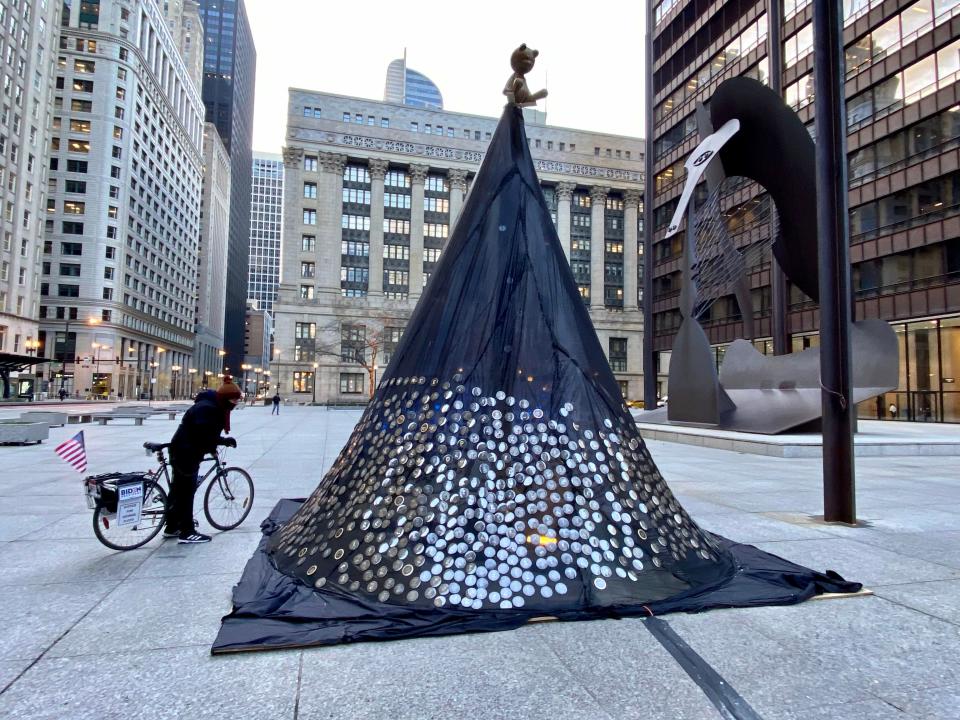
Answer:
[58, 388, 67, 402]
[272, 392, 281, 415]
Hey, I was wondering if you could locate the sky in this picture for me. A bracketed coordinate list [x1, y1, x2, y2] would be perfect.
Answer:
[244, 0, 647, 154]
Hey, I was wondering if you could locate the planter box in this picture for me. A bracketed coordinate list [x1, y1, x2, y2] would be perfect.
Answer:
[0, 421, 50, 445]
[19, 411, 68, 427]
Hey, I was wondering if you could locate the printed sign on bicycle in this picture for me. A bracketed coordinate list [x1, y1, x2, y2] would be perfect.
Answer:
[117, 482, 144, 528]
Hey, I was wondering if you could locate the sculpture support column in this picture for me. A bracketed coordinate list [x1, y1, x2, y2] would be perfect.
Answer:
[368, 159, 388, 296]
[590, 186, 609, 310]
[768, 0, 790, 355]
[318, 152, 347, 295]
[408, 164, 429, 299]
[623, 190, 641, 311]
[447, 169, 468, 234]
[556, 182, 575, 260]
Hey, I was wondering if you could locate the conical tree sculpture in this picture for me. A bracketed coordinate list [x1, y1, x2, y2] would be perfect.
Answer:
[214, 83, 858, 654]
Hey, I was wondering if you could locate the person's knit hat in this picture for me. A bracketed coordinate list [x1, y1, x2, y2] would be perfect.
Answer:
[217, 376, 242, 431]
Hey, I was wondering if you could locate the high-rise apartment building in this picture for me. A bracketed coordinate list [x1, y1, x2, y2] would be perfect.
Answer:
[0, 0, 61, 376]
[646, 0, 960, 422]
[272, 89, 644, 404]
[39, 0, 204, 399]
[248, 151, 283, 313]
[384, 56, 444, 109]
[196, 0, 255, 371]
[195, 122, 230, 383]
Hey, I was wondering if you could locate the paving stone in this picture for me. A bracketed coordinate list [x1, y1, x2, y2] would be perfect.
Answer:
[296, 628, 615, 720]
[48, 573, 236, 657]
[520, 618, 723, 719]
[752, 537, 960, 586]
[0, 646, 299, 720]
[875, 579, 960, 626]
[0, 538, 150, 586]
[0, 581, 118, 661]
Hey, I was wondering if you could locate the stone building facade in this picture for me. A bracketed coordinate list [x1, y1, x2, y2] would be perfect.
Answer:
[39, 0, 204, 399]
[0, 0, 61, 371]
[271, 89, 645, 404]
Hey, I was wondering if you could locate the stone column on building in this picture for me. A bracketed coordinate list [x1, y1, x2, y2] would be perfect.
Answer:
[447, 169, 468, 233]
[408, 164, 429, 299]
[318, 152, 347, 295]
[279, 146, 304, 301]
[367, 159, 389, 296]
[623, 189, 641, 311]
[555, 182, 575, 260]
[590, 186, 609, 310]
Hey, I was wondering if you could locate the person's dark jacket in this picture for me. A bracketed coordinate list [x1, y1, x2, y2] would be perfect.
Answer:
[170, 390, 227, 459]
[272, 393, 280, 405]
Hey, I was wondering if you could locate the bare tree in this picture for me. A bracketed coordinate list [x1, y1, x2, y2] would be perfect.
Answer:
[313, 316, 402, 400]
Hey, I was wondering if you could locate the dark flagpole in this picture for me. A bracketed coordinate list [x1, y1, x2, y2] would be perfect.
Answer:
[813, 0, 856, 524]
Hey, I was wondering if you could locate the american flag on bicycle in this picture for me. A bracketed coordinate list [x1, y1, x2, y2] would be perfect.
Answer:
[55, 431, 88, 473]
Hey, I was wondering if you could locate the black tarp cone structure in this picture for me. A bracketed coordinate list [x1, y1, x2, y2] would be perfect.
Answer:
[212, 106, 859, 653]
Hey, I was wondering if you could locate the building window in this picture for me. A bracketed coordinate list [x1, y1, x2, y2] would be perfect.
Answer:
[301, 235, 316, 252]
[342, 214, 371, 231]
[339, 373, 363, 394]
[381, 117, 389, 128]
[293, 371, 314, 393]
[303, 182, 317, 198]
[299, 285, 314, 299]
[340, 323, 366, 362]
[304, 155, 318, 172]
[383, 218, 410, 235]
[300, 262, 315, 278]
[303, 209, 316, 225]
[609, 337, 628, 372]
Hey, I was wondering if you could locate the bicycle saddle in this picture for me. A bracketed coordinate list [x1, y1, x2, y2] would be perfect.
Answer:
[143, 442, 170, 452]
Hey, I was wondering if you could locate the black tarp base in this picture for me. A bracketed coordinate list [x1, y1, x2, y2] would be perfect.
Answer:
[212, 499, 860, 654]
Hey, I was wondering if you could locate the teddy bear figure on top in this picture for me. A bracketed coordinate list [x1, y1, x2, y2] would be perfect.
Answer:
[504, 44, 548, 107]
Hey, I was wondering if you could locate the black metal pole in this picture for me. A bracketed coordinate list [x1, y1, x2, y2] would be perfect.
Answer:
[813, 0, 856, 524]
[768, 0, 790, 356]
[642, 2, 657, 408]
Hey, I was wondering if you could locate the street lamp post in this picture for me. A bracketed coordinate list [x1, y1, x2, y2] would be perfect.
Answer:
[312, 361, 319, 404]
[25, 339, 40, 400]
[241, 363, 252, 400]
[171, 365, 181, 400]
[90, 342, 110, 400]
[188, 367, 197, 398]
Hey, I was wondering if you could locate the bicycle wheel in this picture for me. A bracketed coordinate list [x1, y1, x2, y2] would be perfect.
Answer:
[93, 479, 168, 551]
[203, 467, 254, 531]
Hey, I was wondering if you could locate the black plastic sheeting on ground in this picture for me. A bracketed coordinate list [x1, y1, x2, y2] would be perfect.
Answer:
[212, 104, 860, 654]
[212, 499, 858, 654]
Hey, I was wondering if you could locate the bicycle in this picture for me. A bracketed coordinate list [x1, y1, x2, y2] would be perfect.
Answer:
[83, 442, 254, 551]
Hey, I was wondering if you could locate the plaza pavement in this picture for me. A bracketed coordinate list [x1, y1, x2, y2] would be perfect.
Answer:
[0, 403, 958, 719]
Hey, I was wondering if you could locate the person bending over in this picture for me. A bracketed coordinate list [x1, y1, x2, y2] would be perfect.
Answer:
[163, 377, 242, 543]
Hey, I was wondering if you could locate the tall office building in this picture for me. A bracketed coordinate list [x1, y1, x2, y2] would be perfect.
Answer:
[194, 122, 230, 385]
[248, 151, 283, 313]
[272, 88, 644, 404]
[197, 0, 256, 372]
[162, 0, 203, 92]
[647, 0, 960, 422]
[383, 55, 444, 109]
[0, 0, 61, 375]
[40, 0, 205, 399]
